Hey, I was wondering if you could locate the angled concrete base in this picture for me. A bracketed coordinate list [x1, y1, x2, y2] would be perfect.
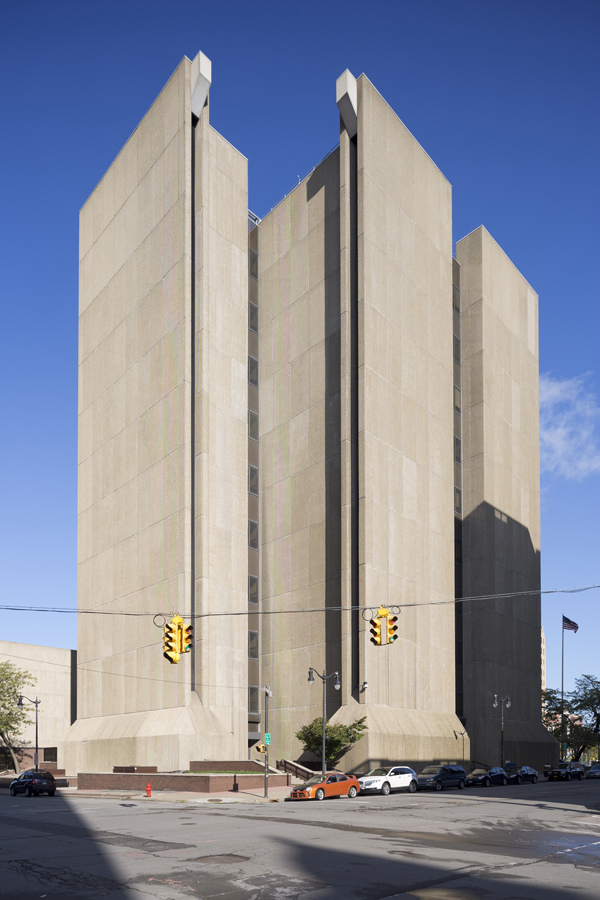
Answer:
[61, 696, 237, 776]
[329, 703, 471, 774]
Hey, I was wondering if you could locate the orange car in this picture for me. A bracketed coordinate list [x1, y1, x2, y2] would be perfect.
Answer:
[290, 771, 360, 801]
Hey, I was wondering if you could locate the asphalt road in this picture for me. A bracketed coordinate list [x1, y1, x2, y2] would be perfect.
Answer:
[1, 779, 599, 899]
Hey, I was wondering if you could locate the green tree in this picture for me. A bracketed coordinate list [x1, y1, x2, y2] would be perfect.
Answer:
[296, 716, 367, 768]
[543, 676, 600, 761]
[0, 661, 35, 773]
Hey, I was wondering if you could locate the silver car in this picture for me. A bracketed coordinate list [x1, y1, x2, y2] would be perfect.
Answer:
[358, 765, 417, 795]
[585, 764, 600, 779]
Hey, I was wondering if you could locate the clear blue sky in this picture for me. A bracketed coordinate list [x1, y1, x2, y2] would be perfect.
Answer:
[1, 0, 598, 694]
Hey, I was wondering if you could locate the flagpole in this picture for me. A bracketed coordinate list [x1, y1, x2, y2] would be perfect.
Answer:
[561, 617, 565, 756]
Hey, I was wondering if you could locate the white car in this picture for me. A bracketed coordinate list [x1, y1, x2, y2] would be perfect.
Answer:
[358, 765, 418, 795]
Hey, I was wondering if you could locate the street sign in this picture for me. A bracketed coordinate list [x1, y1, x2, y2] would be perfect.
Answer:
[264, 733, 271, 745]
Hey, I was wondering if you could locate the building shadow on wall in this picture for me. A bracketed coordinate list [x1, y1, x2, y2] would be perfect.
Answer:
[460, 501, 558, 770]
[307, 154, 343, 721]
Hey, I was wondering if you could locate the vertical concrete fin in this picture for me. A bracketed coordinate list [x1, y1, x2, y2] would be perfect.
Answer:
[336, 70, 358, 138]
[191, 51, 212, 117]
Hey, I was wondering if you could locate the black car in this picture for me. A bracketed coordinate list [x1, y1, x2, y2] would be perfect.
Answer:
[417, 764, 466, 791]
[505, 765, 538, 785]
[547, 762, 584, 781]
[466, 766, 507, 787]
[10, 770, 56, 797]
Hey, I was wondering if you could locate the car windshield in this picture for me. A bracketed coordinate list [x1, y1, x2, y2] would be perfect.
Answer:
[471, 769, 487, 775]
[365, 768, 388, 777]
[419, 767, 440, 775]
[557, 763, 569, 769]
[301, 776, 327, 787]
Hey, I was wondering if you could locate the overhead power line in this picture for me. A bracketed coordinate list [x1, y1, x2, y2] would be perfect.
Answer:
[0, 583, 598, 618]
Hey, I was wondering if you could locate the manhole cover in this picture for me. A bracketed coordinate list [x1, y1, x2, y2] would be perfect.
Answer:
[195, 854, 249, 864]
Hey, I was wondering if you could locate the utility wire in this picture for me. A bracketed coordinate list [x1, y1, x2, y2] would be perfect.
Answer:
[0, 583, 598, 618]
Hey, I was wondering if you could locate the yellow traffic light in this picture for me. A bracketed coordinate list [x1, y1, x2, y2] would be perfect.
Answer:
[386, 615, 398, 643]
[369, 617, 382, 645]
[181, 623, 194, 653]
[163, 618, 180, 664]
[256, 744, 267, 754]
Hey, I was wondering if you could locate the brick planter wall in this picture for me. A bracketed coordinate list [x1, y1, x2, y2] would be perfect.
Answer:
[77, 772, 291, 792]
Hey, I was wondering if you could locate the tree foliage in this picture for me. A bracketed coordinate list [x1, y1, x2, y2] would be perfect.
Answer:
[0, 661, 35, 773]
[296, 716, 367, 767]
[543, 674, 600, 761]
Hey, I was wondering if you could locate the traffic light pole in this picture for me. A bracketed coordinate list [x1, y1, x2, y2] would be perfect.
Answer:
[263, 685, 273, 799]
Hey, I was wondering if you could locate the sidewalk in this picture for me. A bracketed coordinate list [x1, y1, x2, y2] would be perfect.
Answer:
[53, 782, 295, 804]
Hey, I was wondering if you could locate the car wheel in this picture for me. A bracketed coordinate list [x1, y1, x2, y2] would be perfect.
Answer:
[48, 790, 56, 797]
[515, 775, 521, 785]
[502, 777, 507, 786]
[532, 775, 537, 784]
[458, 779, 465, 790]
[566, 773, 571, 781]
[578, 773, 583, 781]
[348, 786, 357, 799]
[25, 787, 33, 797]
[484, 777, 490, 787]
[408, 780, 417, 793]
[315, 788, 325, 801]
[10, 787, 16, 797]
[381, 782, 391, 796]
[435, 781, 443, 791]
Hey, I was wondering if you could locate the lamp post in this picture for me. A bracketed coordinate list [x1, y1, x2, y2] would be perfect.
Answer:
[308, 667, 341, 775]
[492, 694, 511, 768]
[17, 695, 40, 771]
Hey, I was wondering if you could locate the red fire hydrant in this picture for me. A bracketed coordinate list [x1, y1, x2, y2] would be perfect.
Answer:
[145, 782, 152, 798]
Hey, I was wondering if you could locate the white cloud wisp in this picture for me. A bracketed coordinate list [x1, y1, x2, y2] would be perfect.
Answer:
[539, 373, 600, 480]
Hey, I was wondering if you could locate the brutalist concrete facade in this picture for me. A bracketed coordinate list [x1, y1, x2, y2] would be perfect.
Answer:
[64, 52, 556, 775]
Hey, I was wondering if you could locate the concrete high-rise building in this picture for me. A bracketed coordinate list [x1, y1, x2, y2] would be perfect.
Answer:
[63, 52, 557, 774]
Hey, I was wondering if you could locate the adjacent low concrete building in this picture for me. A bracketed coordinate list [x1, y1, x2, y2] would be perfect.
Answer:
[63, 51, 557, 775]
[0, 641, 76, 769]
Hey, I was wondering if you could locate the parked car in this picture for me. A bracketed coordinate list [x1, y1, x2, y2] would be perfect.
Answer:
[505, 765, 538, 785]
[585, 764, 600, 779]
[358, 766, 417, 795]
[466, 767, 508, 787]
[417, 764, 466, 791]
[547, 762, 585, 781]
[10, 770, 56, 797]
[289, 772, 360, 801]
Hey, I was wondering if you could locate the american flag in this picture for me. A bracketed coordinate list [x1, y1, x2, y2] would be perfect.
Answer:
[562, 615, 579, 633]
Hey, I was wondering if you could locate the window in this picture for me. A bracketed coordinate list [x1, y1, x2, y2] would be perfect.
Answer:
[455, 487, 462, 515]
[249, 631, 259, 659]
[249, 248, 258, 280]
[249, 465, 259, 495]
[454, 436, 461, 464]
[453, 284, 460, 312]
[453, 335, 461, 364]
[248, 686, 259, 714]
[249, 302, 258, 334]
[248, 520, 259, 550]
[248, 575, 259, 605]
[454, 386, 461, 413]
[248, 410, 259, 442]
[248, 356, 258, 387]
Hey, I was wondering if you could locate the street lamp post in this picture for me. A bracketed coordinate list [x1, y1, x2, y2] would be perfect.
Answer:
[308, 667, 341, 775]
[17, 695, 41, 771]
[492, 694, 511, 769]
